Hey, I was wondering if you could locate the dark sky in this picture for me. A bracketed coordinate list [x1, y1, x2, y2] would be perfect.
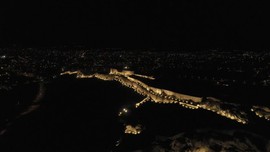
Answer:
[0, 1, 269, 49]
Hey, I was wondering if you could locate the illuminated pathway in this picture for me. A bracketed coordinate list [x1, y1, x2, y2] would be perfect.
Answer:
[61, 69, 270, 133]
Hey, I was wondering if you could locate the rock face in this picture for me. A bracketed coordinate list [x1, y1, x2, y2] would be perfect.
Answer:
[151, 130, 270, 152]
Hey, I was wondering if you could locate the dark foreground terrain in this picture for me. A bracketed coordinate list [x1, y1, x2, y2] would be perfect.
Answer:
[0, 49, 270, 151]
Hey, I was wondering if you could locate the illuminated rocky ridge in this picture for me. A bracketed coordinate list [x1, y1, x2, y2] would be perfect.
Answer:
[61, 69, 270, 128]
[1, 50, 270, 151]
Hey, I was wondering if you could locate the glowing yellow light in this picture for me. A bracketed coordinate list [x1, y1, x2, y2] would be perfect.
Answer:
[124, 124, 142, 135]
[60, 69, 265, 125]
[123, 108, 128, 113]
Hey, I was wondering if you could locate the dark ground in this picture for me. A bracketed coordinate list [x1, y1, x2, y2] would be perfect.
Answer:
[0, 74, 270, 151]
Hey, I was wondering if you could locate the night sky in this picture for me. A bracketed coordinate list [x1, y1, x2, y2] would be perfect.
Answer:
[0, 1, 269, 49]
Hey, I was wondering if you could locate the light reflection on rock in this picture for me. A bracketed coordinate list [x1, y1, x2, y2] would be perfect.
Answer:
[60, 69, 265, 125]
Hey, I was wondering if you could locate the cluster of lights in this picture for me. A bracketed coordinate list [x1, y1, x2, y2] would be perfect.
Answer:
[135, 97, 150, 108]
[118, 108, 129, 116]
[124, 125, 142, 135]
[251, 106, 270, 121]
[199, 102, 248, 124]
[110, 68, 155, 80]
[60, 69, 270, 126]
[213, 109, 247, 124]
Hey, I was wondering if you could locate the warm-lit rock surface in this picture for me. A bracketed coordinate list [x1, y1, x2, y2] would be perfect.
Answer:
[1, 49, 270, 151]
[60, 69, 266, 125]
